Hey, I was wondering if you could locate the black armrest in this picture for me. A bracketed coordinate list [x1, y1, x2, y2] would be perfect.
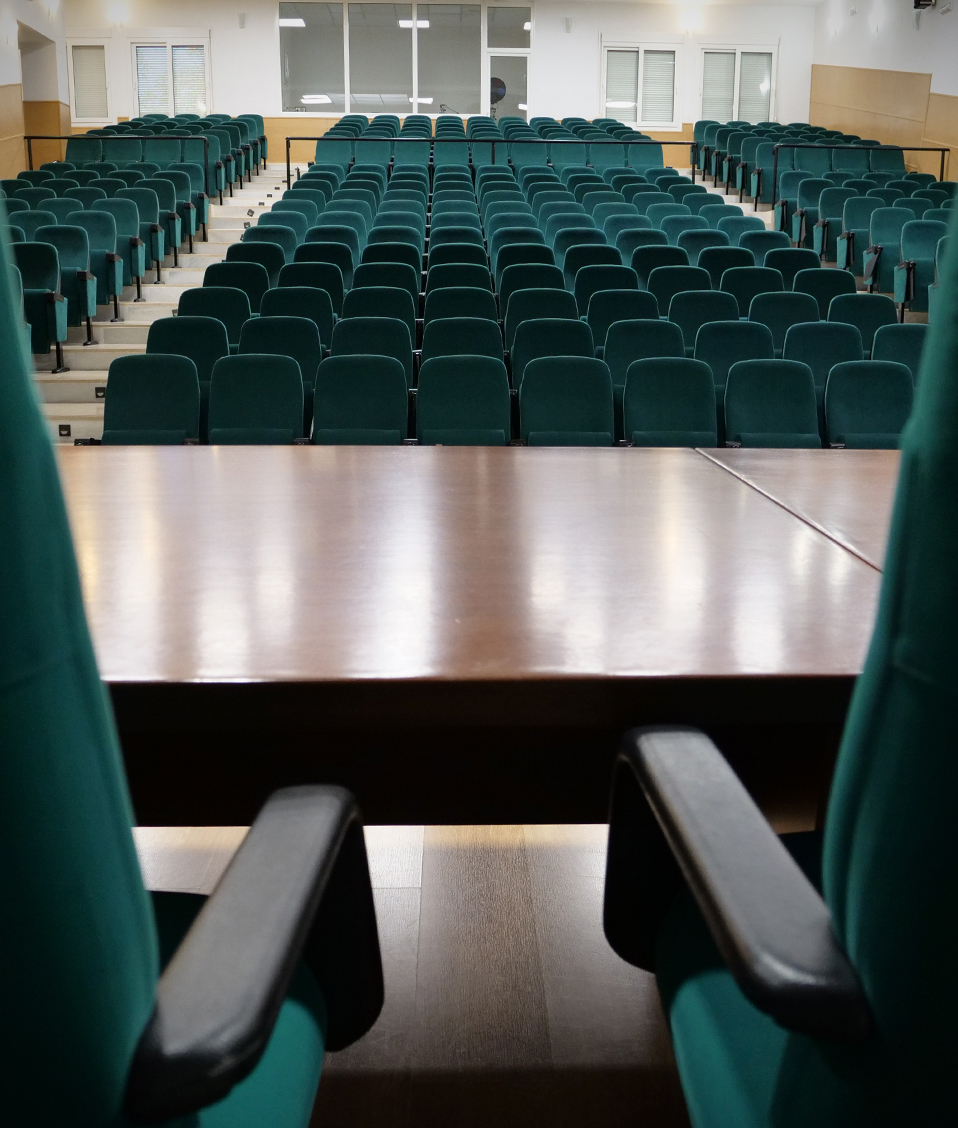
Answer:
[863, 244, 881, 282]
[77, 268, 94, 282]
[901, 259, 916, 301]
[603, 726, 872, 1045]
[125, 785, 384, 1124]
[130, 236, 144, 248]
[149, 222, 162, 233]
[107, 252, 122, 263]
[45, 290, 65, 304]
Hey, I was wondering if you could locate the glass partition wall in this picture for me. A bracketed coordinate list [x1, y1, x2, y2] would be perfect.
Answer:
[279, 2, 529, 115]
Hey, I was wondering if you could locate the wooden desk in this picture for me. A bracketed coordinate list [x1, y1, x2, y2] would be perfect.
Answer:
[702, 448, 899, 570]
[57, 445, 897, 823]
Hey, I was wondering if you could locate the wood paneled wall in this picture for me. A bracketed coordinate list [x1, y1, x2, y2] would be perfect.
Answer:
[23, 102, 72, 166]
[0, 84, 26, 179]
[810, 64, 955, 178]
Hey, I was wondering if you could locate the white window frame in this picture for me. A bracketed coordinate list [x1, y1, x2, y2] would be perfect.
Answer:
[600, 39, 682, 132]
[130, 36, 212, 119]
[697, 44, 778, 124]
[66, 36, 113, 125]
[483, 4, 533, 118]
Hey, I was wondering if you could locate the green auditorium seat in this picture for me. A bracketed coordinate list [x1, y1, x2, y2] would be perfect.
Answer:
[511, 318, 595, 388]
[239, 315, 323, 389]
[594, 202, 639, 230]
[585, 290, 660, 357]
[505, 288, 579, 351]
[64, 186, 109, 210]
[310, 218, 364, 261]
[623, 357, 718, 447]
[17, 169, 55, 187]
[660, 215, 709, 247]
[647, 265, 711, 318]
[259, 283, 334, 349]
[139, 178, 183, 263]
[203, 260, 269, 315]
[179, 286, 251, 352]
[812, 187, 859, 262]
[0, 233, 384, 1121]
[629, 191, 672, 217]
[604, 214, 653, 245]
[519, 356, 614, 445]
[424, 286, 498, 326]
[425, 262, 492, 294]
[352, 261, 419, 306]
[330, 316, 413, 388]
[360, 240, 421, 276]
[312, 354, 409, 444]
[893, 220, 950, 315]
[427, 243, 487, 272]
[763, 248, 821, 290]
[416, 356, 512, 445]
[498, 263, 564, 316]
[871, 322, 927, 382]
[259, 209, 309, 245]
[207, 354, 304, 444]
[14, 209, 57, 241]
[724, 358, 821, 447]
[738, 230, 791, 265]
[573, 265, 638, 316]
[717, 215, 767, 247]
[294, 241, 355, 288]
[278, 260, 344, 317]
[7, 224, 25, 243]
[494, 243, 555, 286]
[824, 359, 914, 448]
[647, 204, 692, 232]
[64, 209, 124, 319]
[3, 197, 31, 216]
[91, 178, 127, 199]
[669, 291, 741, 357]
[699, 204, 744, 230]
[694, 320, 776, 439]
[629, 245, 688, 288]
[690, 246, 747, 289]
[34, 224, 97, 343]
[783, 319, 864, 432]
[863, 207, 912, 293]
[421, 317, 505, 365]
[793, 267, 858, 319]
[614, 228, 667, 264]
[342, 286, 417, 346]
[675, 229, 730, 266]
[49, 180, 82, 200]
[102, 354, 200, 444]
[721, 266, 784, 318]
[866, 187, 905, 208]
[226, 241, 285, 288]
[748, 291, 820, 357]
[827, 292, 898, 357]
[156, 169, 198, 251]
[12, 241, 68, 369]
[17, 186, 58, 208]
[146, 315, 230, 440]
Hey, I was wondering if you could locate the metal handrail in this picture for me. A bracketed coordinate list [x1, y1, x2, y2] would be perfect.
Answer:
[25, 134, 213, 199]
[284, 134, 697, 190]
[770, 143, 949, 209]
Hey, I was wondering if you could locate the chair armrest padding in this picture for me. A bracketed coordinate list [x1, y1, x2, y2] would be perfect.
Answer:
[125, 785, 384, 1124]
[603, 726, 871, 1045]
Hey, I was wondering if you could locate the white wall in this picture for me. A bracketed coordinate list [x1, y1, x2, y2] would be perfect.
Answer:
[812, 0, 958, 97]
[529, 1, 816, 125]
[63, 0, 816, 122]
[1, 0, 68, 97]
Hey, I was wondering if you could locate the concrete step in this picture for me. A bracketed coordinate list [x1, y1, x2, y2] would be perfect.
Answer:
[42, 402, 104, 444]
[36, 371, 109, 404]
[68, 322, 151, 345]
[34, 341, 145, 372]
[96, 300, 178, 325]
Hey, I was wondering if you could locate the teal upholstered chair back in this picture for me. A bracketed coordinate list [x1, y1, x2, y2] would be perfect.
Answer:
[0, 207, 159, 1120]
[816, 211, 958, 1117]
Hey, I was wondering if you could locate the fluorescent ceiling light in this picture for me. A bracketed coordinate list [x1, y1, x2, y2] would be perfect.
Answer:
[301, 94, 332, 103]
[397, 18, 429, 26]
[606, 101, 636, 109]
[411, 96, 434, 104]
[279, 17, 306, 26]
[517, 103, 527, 110]
[523, 21, 532, 29]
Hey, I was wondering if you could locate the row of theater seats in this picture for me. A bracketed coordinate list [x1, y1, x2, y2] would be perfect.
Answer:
[86, 141, 933, 448]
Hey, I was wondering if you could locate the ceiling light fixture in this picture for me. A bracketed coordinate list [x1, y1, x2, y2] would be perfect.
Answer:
[523, 21, 532, 29]
[398, 18, 429, 27]
[301, 94, 332, 103]
[279, 17, 306, 26]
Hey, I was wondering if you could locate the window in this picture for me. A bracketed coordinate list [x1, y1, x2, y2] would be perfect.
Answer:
[280, 2, 345, 111]
[418, 5, 481, 116]
[603, 46, 677, 129]
[701, 48, 775, 123]
[277, 3, 530, 115]
[348, 3, 413, 114]
[69, 44, 109, 121]
[132, 41, 209, 117]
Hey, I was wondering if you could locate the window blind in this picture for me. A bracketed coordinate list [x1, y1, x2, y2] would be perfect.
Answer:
[738, 52, 772, 123]
[172, 45, 208, 115]
[640, 50, 675, 125]
[135, 44, 171, 116]
[605, 50, 639, 124]
[702, 51, 735, 122]
[71, 45, 108, 119]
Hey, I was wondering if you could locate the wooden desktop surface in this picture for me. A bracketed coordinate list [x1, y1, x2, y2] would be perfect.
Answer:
[55, 445, 898, 823]
[702, 448, 899, 571]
